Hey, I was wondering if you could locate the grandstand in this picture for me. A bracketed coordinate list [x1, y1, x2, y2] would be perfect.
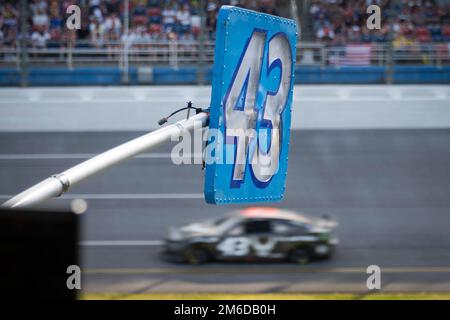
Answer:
[0, 0, 284, 46]
[0, 0, 449, 84]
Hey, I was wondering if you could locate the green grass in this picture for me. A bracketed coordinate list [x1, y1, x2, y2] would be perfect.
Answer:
[81, 292, 450, 300]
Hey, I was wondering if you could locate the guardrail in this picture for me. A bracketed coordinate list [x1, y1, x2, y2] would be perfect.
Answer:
[0, 40, 216, 69]
[298, 42, 450, 66]
[1, 40, 449, 85]
[1, 40, 449, 68]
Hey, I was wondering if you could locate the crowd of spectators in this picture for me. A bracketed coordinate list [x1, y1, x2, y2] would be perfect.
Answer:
[310, 0, 450, 45]
[1, 0, 449, 63]
[0, 0, 278, 49]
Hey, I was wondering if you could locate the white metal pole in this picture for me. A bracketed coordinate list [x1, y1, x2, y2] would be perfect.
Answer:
[123, 0, 129, 83]
[1, 112, 209, 208]
[19, 0, 28, 87]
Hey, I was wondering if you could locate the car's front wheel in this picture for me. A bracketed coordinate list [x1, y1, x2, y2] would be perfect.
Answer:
[185, 247, 211, 265]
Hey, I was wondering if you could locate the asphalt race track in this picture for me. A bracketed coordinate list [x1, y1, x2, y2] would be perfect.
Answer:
[1, 129, 450, 294]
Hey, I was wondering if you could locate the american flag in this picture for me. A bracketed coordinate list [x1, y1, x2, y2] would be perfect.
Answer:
[330, 44, 373, 66]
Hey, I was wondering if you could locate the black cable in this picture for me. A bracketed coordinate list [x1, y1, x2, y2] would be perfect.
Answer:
[157, 101, 204, 126]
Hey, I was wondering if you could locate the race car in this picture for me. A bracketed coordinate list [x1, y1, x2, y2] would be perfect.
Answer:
[161, 207, 338, 264]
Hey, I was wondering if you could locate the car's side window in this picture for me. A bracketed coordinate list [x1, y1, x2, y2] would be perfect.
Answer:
[271, 220, 292, 235]
[271, 220, 310, 235]
[244, 220, 272, 234]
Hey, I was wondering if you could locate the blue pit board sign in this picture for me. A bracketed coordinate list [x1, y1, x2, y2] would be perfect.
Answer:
[204, 6, 297, 205]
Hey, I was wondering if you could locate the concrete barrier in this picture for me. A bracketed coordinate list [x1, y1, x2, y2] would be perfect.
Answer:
[1, 66, 449, 86]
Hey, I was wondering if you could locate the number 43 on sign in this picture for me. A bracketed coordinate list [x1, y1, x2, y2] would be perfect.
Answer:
[204, 6, 297, 205]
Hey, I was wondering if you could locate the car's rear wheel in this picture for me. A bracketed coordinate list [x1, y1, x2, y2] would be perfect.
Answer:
[185, 247, 211, 265]
[288, 248, 310, 265]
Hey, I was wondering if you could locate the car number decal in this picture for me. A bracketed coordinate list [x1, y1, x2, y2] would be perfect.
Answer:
[217, 237, 278, 257]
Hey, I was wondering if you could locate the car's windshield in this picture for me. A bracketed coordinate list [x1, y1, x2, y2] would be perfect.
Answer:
[212, 215, 242, 234]
[212, 216, 229, 226]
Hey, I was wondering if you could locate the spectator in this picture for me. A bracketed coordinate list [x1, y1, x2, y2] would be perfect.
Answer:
[310, 0, 450, 44]
[29, 0, 48, 18]
[2, 26, 16, 48]
[206, 0, 218, 38]
[0, 0, 296, 50]
[2, 2, 18, 29]
[162, 2, 177, 33]
[133, 25, 151, 45]
[177, 4, 192, 37]
[89, 17, 105, 48]
[105, 0, 121, 15]
[49, 2, 63, 41]
[89, 0, 102, 15]
[191, 12, 201, 37]
[31, 25, 51, 49]
[32, 7, 49, 29]
[316, 24, 335, 42]
[104, 12, 122, 39]
[5, 0, 445, 53]
[207, 0, 217, 13]
[347, 25, 361, 43]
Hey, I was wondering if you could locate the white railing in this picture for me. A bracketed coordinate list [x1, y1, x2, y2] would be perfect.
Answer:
[298, 42, 450, 66]
[0, 40, 216, 69]
[1, 40, 449, 68]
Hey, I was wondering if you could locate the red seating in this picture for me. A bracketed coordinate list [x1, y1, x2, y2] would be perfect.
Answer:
[147, 7, 161, 16]
[132, 15, 147, 25]
[442, 26, 450, 36]
[401, 25, 413, 36]
[191, 26, 200, 37]
[415, 27, 431, 42]
[149, 24, 162, 34]
[415, 26, 430, 36]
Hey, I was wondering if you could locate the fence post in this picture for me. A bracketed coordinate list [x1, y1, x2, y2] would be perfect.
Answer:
[290, 0, 300, 34]
[19, 0, 28, 87]
[197, 0, 206, 85]
[67, 45, 73, 70]
[122, 0, 130, 84]
[321, 44, 326, 67]
[169, 39, 178, 69]
[385, 7, 395, 84]
[386, 40, 394, 84]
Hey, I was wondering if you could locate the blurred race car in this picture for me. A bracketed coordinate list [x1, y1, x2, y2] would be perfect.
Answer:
[161, 207, 338, 264]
